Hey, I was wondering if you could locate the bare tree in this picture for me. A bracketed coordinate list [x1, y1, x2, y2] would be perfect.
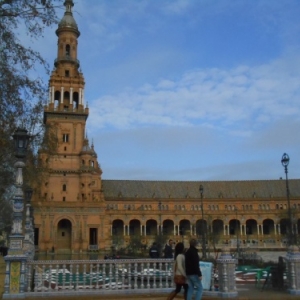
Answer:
[0, 0, 61, 232]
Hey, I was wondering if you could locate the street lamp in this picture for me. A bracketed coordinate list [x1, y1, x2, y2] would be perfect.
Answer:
[3, 128, 30, 296]
[24, 186, 35, 259]
[281, 153, 294, 245]
[235, 208, 240, 258]
[199, 184, 206, 259]
[158, 201, 162, 235]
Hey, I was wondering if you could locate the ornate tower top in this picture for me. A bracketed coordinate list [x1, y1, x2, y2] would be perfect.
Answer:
[57, 0, 79, 36]
[44, 0, 88, 120]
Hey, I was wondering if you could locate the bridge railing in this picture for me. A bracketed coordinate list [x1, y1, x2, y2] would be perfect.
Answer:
[26, 258, 174, 296]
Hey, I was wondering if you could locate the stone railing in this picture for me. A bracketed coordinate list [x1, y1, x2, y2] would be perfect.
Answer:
[3, 255, 232, 298]
[25, 258, 174, 297]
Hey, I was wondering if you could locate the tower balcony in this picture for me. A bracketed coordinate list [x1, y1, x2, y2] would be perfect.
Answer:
[54, 56, 80, 68]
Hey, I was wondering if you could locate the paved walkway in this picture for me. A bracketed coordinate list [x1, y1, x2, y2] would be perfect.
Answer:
[23, 284, 300, 300]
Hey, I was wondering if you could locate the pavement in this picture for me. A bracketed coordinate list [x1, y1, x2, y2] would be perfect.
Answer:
[22, 284, 300, 300]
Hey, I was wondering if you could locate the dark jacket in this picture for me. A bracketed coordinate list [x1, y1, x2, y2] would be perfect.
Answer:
[164, 243, 173, 258]
[185, 245, 202, 276]
[149, 245, 159, 258]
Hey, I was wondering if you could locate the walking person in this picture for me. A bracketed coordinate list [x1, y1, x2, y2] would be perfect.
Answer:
[149, 242, 159, 258]
[185, 239, 203, 300]
[164, 239, 174, 258]
[167, 242, 188, 300]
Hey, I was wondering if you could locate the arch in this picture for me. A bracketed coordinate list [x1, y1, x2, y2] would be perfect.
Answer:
[263, 218, 274, 235]
[54, 91, 60, 108]
[280, 218, 290, 235]
[112, 219, 123, 236]
[146, 219, 157, 236]
[196, 219, 207, 236]
[163, 219, 174, 236]
[129, 219, 140, 236]
[212, 219, 223, 235]
[73, 92, 79, 109]
[57, 219, 72, 249]
[179, 219, 190, 236]
[245, 219, 257, 236]
[229, 219, 240, 235]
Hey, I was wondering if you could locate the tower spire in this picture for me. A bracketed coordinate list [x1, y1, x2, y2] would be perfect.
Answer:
[45, 0, 88, 119]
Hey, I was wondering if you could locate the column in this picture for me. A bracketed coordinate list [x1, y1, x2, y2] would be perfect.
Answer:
[79, 88, 82, 105]
[140, 224, 142, 235]
[60, 87, 64, 103]
[81, 88, 84, 106]
[123, 225, 126, 236]
[257, 224, 260, 236]
[274, 223, 277, 235]
[51, 86, 54, 103]
[223, 224, 226, 236]
[216, 247, 238, 298]
[173, 224, 176, 236]
[286, 245, 300, 294]
[70, 87, 73, 105]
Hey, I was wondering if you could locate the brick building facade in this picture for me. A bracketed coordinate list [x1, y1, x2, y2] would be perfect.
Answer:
[32, 0, 300, 253]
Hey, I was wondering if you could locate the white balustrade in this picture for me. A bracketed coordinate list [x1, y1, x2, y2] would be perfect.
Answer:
[25, 258, 174, 296]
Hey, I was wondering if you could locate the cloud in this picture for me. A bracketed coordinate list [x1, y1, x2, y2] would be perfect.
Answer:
[88, 55, 300, 134]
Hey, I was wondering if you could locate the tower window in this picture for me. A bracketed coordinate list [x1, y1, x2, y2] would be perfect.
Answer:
[64, 147, 67, 151]
[62, 184, 66, 191]
[63, 197, 66, 202]
[66, 44, 70, 56]
[65, 70, 70, 77]
[63, 134, 69, 142]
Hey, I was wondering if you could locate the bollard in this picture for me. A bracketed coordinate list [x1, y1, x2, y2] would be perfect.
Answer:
[286, 245, 300, 294]
[216, 247, 238, 298]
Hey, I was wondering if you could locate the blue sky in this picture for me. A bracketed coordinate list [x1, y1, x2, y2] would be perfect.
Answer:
[35, 0, 300, 181]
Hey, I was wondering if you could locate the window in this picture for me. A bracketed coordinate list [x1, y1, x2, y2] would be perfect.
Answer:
[63, 197, 66, 202]
[63, 134, 69, 143]
[65, 70, 70, 77]
[66, 44, 70, 56]
[62, 184, 66, 191]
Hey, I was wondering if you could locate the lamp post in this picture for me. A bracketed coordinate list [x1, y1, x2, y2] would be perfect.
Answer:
[281, 153, 294, 245]
[158, 201, 162, 235]
[199, 185, 206, 259]
[4, 128, 30, 296]
[235, 208, 240, 258]
[24, 186, 35, 259]
[9, 128, 30, 251]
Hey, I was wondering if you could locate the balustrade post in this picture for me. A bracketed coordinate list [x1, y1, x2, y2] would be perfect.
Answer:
[286, 245, 300, 294]
[216, 247, 238, 298]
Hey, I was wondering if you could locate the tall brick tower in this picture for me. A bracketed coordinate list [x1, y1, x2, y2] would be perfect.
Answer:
[32, 0, 105, 252]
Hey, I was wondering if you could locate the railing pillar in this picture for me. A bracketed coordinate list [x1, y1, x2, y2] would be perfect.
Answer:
[216, 247, 238, 298]
[286, 245, 300, 294]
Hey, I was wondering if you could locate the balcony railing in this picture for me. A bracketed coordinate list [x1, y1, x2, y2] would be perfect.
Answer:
[26, 258, 175, 296]
[88, 245, 99, 251]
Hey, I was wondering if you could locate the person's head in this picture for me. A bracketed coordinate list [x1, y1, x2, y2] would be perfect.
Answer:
[168, 239, 173, 245]
[189, 238, 198, 247]
[174, 242, 184, 258]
